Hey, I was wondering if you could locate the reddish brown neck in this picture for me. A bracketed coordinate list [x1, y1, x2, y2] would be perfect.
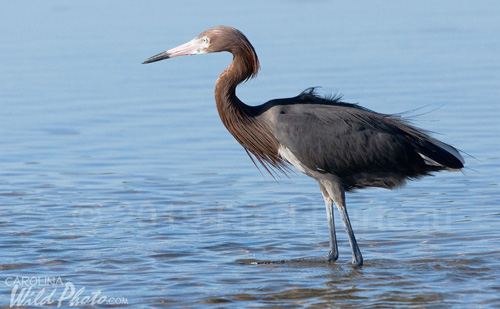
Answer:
[214, 53, 287, 175]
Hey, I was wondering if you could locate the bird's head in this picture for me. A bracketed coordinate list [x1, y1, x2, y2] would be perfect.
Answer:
[143, 26, 259, 81]
[142, 26, 255, 64]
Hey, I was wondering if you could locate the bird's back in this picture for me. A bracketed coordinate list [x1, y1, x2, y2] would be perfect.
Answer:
[259, 89, 464, 191]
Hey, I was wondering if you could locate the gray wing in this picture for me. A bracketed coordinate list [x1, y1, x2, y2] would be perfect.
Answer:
[264, 101, 438, 189]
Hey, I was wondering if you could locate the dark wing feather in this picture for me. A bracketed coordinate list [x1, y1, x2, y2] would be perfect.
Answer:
[264, 92, 462, 190]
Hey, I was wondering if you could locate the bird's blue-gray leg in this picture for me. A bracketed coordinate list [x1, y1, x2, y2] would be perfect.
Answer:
[320, 185, 339, 262]
[332, 188, 363, 266]
[325, 199, 339, 261]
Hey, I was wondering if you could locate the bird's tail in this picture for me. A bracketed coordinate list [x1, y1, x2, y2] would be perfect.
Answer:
[418, 139, 464, 171]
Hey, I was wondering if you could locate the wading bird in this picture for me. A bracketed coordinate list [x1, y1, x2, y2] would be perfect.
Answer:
[143, 26, 464, 266]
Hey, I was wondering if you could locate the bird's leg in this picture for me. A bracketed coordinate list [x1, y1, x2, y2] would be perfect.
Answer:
[320, 186, 338, 262]
[332, 188, 363, 266]
[253, 188, 339, 265]
[324, 199, 339, 261]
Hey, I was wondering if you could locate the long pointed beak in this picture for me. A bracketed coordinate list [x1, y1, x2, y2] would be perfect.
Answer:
[142, 38, 204, 64]
[142, 51, 170, 64]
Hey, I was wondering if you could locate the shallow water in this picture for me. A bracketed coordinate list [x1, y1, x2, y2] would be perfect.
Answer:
[1, 1, 499, 308]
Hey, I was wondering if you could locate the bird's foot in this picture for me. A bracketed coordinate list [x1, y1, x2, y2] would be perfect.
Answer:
[351, 254, 363, 267]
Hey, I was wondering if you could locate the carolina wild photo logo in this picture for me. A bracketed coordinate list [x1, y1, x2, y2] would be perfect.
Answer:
[4, 276, 128, 307]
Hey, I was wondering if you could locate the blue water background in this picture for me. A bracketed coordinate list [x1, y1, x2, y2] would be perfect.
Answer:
[1, 1, 499, 307]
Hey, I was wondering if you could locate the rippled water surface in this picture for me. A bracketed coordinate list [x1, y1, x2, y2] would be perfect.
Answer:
[1, 1, 499, 308]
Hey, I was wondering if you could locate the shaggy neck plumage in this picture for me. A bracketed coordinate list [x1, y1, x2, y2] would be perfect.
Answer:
[214, 51, 287, 175]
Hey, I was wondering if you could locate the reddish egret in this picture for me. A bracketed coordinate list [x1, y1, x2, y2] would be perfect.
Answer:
[143, 26, 464, 266]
